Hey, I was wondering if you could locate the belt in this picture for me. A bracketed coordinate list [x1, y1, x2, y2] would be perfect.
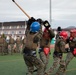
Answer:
[25, 50, 36, 57]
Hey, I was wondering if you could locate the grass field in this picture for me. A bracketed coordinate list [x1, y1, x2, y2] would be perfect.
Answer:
[0, 50, 76, 75]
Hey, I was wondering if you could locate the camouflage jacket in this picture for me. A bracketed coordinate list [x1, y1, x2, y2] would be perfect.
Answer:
[25, 31, 42, 50]
[40, 28, 55, 48]
[9, 38, 15, 44]
[16, 38, 22, 44]
[66, 37, 76, 51]
[0, 37, 7, 47]
[55, 37, 67, 53]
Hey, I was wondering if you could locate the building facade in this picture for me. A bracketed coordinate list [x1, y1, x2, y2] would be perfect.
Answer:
[0, 21, 27, 39]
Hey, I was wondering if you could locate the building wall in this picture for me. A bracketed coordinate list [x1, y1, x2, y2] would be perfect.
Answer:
[0, 21, 27, 39]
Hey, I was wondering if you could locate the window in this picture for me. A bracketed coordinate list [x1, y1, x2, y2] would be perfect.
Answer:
[4, 31, 8, 34]
[11, 26, 17, 29]
[17, 30, 24, 34]
[19, 25, 25, 28]
[19, 31, 21, 34]
[10, 31, 15, 34]
[4, 26, 9, 29]
[0, 26, 2, 29]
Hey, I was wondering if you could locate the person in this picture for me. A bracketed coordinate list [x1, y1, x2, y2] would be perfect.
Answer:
[23, 21, 44, 75]
[45, 31, 68, 75]
[56, 29, 76, 75]
[29, 18, 43, 72]
[38, 20, 55, 72]
[16, 36, 22, 53]
[25, 17, 43, 36]
[56, 26, 62, 39]
[0, 34, 8, 55]
[8, 35, 15, 55]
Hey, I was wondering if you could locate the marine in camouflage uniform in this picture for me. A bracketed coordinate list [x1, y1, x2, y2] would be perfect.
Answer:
[8, 35, 15, 55]
[56, 26, 62, 39]
[39, 20, 55, 72]
[23, 19, 44, 75]
[16, 36, 22, 53]
[0, 35, 8, 55]
[45, 31, 68, 75]
[56, 29, 76, 75]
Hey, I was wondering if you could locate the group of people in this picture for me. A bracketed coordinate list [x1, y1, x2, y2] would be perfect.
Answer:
[45, 27, 76, 75]
[0, 34, 26, 55]
[22, 17, 55, 75]
[22, 17, 76, 75]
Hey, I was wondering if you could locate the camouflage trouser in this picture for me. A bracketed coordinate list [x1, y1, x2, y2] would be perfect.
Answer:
[0, 45, 7, 55]
[23, 54, 44, 75]
[16, 44, 22, 53]
[39, 51, 50, 72]
[45, 55, 63, 75]
[56, 52, 74, 75]
[8, 44, 14, 55]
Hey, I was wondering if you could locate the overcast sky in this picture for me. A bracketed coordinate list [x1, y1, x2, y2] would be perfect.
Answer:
[0, 0, 76, 28]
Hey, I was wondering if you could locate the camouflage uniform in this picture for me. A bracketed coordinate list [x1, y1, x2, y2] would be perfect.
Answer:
[56, 26, 62, 39]
[45, 36, 67, 75]
[8, 36, 15, 55]
[56, 36, 76, 75]
[39, 28, 55, 72]
[23, 31, 44, 75]
[16, 36, 22, 53]
[0, 35, 8, 55]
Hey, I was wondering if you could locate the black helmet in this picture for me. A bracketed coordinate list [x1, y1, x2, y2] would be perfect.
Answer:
[57, 26, 62, 31]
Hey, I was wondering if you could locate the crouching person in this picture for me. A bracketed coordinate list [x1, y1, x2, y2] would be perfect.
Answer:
[23, 21, 44, 75]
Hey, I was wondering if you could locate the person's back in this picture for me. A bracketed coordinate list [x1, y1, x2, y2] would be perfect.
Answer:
[23, 21, 44, 75]
[24, 32, 40, 50]
[9, 36, 15, 44]
[16, 36, 22, 44]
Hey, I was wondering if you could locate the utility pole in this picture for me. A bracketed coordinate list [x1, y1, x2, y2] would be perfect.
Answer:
[2, 22, 4, 34]
[50, 0, 51, 24]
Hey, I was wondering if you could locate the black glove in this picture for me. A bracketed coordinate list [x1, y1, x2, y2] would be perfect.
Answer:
[65, 48, 70, 52]
[43, 20, 50, 29]
[36, 18, 43, 24]
[27, 17, 36, 26]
